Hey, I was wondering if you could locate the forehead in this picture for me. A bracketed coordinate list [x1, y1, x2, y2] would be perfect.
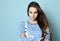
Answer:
[29, 7, 37, 12]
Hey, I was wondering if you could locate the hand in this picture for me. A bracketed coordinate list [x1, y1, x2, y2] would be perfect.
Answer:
[40, 37, 44, 40]
[20, 33, 26, 37]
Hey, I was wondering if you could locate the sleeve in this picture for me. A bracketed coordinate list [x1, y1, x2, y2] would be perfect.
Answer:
[44, 27, 50, 41]
[18, 21, 29, 41]
[19, 22, 25, 34]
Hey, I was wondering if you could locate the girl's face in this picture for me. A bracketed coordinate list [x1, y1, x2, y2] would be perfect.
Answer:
[28, 7, 38, 20]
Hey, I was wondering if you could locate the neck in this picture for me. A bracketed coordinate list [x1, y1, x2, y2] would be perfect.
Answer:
[28, 19, 37, 24]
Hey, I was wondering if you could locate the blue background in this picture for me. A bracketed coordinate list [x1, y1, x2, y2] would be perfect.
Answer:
[0, 0, 60, 41]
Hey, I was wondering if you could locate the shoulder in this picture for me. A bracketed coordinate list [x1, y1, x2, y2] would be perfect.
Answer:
[20, 20, 28, 25]
[20, 21, 28, 26]
[20, 21, 25, 25]
[46, 26, 50, 33]
[46, 26, 49, 31]
[19, 21, 25, 27]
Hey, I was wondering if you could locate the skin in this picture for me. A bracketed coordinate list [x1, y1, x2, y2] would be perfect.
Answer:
[20, 7, 44, 39]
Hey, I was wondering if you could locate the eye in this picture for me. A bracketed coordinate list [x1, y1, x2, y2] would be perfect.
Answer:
[30, 11, 32, 14]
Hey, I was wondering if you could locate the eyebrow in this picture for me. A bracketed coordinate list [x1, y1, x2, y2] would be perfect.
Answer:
[34, 12, 38, 13]
[29, 11, 38, 13]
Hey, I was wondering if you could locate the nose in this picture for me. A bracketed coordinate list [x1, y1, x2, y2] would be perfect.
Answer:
[33, 13, 35, 16]
[32, 13, 35, 17]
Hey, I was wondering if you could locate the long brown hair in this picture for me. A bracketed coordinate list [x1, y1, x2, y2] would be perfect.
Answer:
[27, 1, 52, 41]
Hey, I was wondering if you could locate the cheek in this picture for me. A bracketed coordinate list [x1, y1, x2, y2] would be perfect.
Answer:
[35, 14, 38, 17]
[29, 12, 33, 16]
[28, 13, 32, 17]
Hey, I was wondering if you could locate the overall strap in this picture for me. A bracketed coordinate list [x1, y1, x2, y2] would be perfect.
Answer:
[24, 21, 28, 33]
[25, 21, 28, 29]
[24, 21, 34, 39]
[24, 21, 30, 38]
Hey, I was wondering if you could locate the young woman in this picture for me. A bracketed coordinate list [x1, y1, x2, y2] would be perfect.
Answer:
[19, 1, 53, 41]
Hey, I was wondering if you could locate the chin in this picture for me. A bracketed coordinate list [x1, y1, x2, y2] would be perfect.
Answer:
[32, 18, 36, 20]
